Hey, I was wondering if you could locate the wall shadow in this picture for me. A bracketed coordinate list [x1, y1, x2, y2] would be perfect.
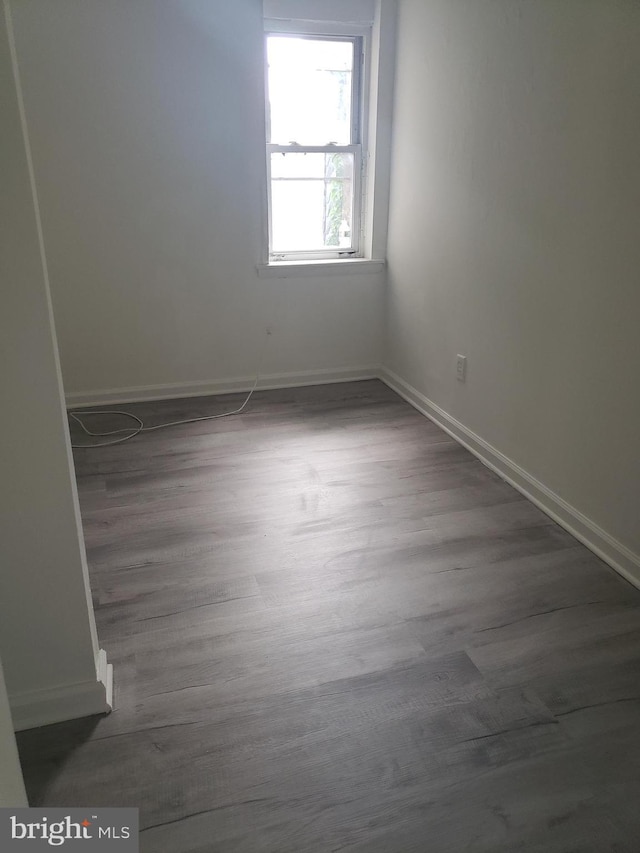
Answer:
[16, 715, 103, 806]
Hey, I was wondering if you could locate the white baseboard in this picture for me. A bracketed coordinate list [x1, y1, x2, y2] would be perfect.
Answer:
[65, 366, 380, 408]
[11, 649, 113, 732]
[380, 367, 640, 590]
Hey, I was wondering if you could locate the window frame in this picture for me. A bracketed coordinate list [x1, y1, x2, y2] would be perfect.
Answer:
[263, 23, 369, 264]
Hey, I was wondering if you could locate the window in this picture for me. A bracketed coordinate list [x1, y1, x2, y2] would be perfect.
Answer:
[265, 32, 364, 262]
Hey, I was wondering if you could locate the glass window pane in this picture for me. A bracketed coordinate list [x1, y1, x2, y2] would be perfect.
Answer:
[270, 153, 354, 252]
[267, 36, 354, 145]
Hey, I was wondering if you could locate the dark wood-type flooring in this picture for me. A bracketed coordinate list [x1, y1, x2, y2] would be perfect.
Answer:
[17, 380, 640, 852]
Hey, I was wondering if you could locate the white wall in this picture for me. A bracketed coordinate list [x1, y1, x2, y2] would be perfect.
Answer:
[265, 0, 375, 24]
[0, 0, 110, 730]
[0, 655, 27, 807]
[11, 0, 384, 402]
[385, 0, 640, 572]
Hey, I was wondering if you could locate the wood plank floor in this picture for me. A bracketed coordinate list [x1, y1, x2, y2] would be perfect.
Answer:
[17, 380, 640, 852]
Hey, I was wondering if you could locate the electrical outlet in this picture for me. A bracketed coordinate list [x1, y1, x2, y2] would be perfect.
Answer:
[456, 354, 467, 382]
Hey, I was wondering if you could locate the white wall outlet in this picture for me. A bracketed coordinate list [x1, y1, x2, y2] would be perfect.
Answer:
[456, 354, 467, 382]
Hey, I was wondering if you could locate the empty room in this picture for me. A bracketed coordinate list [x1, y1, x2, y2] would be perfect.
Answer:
[1, 0, 640, 851]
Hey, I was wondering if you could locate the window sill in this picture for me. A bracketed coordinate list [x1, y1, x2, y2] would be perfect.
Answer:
[256, 258, 386, 279]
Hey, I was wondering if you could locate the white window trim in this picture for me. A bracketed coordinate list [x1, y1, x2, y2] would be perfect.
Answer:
[261, 19, 374, 269]
[257, 257, 384, 279]
[258, 7, 395, 278]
